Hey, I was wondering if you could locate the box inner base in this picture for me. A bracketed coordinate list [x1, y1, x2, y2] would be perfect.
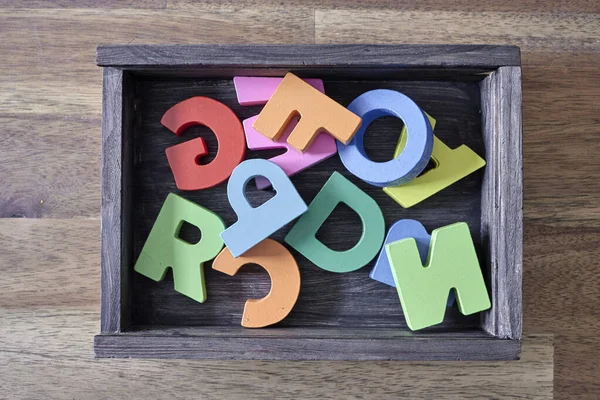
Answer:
[130, 77, 485, 331]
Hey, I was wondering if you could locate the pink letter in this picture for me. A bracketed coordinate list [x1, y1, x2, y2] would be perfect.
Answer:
[233, 77, 337, 189]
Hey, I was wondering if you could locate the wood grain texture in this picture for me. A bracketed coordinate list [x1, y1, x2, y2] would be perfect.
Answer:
[0, 115, 101, 218]
[554, 333, 599, 397]
[1, 0, 600, 397]
[0, 7, 314, 116]
[95, 330, 519, 360]
[169, 0, 600, 13]
[521, 56, 600, 229]
[0, 310, 552, 399]
[315, 9, 600, 51]
[523, 225, 600, 335]
[0, 219, 99, 312]
[100, 68, 126, 333]
[480, 67, 523, 340]
[97, 44, 520, 68]
[4, 0, 167, 8]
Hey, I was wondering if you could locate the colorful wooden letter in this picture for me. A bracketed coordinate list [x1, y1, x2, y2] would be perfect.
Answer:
[133, 193, 225, 303]
[370, 219, 430, 287]
[285, 171, 385, 273]
[386, 222, 491, 331]
[370, 219, 454, 306]
[162, 96, 246, 190]
[337, 89, 434, 187]
[252, 73, 362, 152]
[221, 159, 307, 257]
[383, 113, 486, 207]
[234, 77, 337, 189]
[212, 239, 301, 328]
[244, 116, 337, 189]
[233, 76, 324, 106]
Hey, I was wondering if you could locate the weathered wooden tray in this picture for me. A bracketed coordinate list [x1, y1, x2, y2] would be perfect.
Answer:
[94, 44, 522, 360]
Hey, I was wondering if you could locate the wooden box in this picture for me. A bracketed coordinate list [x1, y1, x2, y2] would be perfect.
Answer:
[94, 45, 522, 360]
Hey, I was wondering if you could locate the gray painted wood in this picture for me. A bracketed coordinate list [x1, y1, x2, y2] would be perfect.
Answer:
[94, 330, 520, 360]
[98, 44, 523, 360]
[480, 66, 523, 340]
[100, 67, 124, 333]
[100, 68, 134, 333]
[129, 78, 484, 331]
[96, 44, 521, 69]
[117, 326, 489, 338]
[95, 44, 520, 80]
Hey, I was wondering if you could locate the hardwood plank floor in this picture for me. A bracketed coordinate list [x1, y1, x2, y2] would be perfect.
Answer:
[1, 2, 598, 398]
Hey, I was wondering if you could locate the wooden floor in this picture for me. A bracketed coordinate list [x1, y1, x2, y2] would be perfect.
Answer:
[1, 1, 599, 398]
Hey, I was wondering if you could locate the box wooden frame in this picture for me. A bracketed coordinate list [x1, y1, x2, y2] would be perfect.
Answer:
[94, 44, 522, 360]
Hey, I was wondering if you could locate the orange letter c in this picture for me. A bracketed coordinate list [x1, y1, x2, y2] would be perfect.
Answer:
[212, 239, 301, 328]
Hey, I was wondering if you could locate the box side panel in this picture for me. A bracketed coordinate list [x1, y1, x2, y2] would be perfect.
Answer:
[96, 44, 521, 70]
[480, 66, 523, 340]
[100, 67, 134, 333]
[94, 329, 520, 360]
